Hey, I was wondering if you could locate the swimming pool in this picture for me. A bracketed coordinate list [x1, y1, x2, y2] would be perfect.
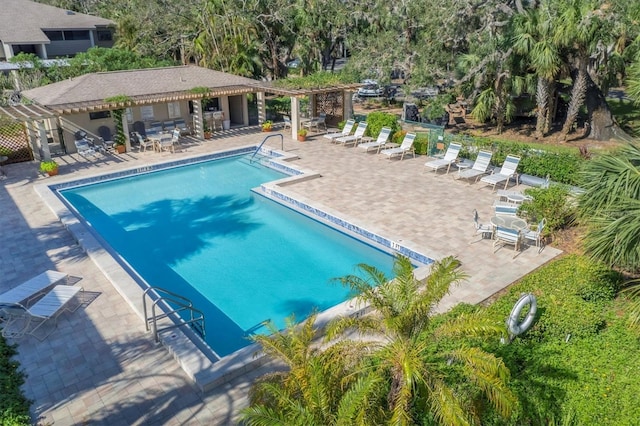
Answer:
[60, 155, 396, 356]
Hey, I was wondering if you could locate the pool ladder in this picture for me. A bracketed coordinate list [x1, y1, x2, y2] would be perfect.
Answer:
[142, 286, 205, 343]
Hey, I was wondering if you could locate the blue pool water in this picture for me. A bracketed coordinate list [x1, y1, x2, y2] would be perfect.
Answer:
[61, 156, 394, 356]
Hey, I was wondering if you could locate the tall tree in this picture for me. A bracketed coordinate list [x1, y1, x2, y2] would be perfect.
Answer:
[326, 256, 517, 426]
[512, 1, 563, 138]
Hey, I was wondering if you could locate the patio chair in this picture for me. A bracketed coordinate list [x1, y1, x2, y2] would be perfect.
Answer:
[494, 204, 519, 216]
[493, 226, 522, 254]
[1, 285, 83, 341]
[132, 121, 146, 138]
[324, 119, 355, 142]
[283, 115, 292, 130]
[335, 121, 367, 146]
[74, 139, 97, 157]
[379, 133, 416, 160]
[158, 134, 175, 153]
[523, 218, 546, 252]
[424, 142, 462, 174]
[357, 127, 391, 153]
[303, 113, 327, 133]
[456, 150, 493, 182]
[146, 121, 163, 137]
[174, 118, 191, 135]
[0, 270, 68, 309]
[472, 209, 493, 242]
[97, 126, 115, 150]
[480, 155, 521, 191]
[162, 120, 175, 131]
[135, 132, 155, 152]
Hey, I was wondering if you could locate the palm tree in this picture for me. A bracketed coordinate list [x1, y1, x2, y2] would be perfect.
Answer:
[577, 143, 640, 328]
[554, 0, 614, 140]
[512, 1, 563, 138]
[578, 143, 640, 272]
[326, 256, 518, 426]
[240, 313, 386, 426]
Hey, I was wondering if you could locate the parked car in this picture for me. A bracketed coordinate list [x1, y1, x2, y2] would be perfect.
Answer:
[357, 80, 384, 97]
[287, 59, 301, 68]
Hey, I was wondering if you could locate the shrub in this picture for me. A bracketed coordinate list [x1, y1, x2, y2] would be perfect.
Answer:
[364, 111, 400, 138]
[392, 129, 407, 144]
[413, 133, 429, 155]
[0, 337, 31, 425]
[520, 185, 574, 233]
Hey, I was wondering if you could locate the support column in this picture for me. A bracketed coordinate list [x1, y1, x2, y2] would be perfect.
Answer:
[192, 99, 204, 139]
[122, 113, 131, 151]
[38, 121, 51, 161]
[309, 94, 317, 117]
[343, 91, 353, 120]
[257, 92, 266, 124]
[290, 97, 301, 140]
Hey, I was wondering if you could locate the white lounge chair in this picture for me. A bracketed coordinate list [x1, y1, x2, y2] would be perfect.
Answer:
[424, 142, 462, 174]
[480, 155, 521, 191]
[358, 127, 392, 153]
[335, 121, 367, 146]
[0, 270, 68, 309]
[456, 150, 493, 182]
[1, 285, 83, 340]
[380, 133, 416, 160]
[324, 119, 355, 142]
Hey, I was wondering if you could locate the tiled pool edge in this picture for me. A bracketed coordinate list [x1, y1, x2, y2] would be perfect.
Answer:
[34, 145, 436, 392]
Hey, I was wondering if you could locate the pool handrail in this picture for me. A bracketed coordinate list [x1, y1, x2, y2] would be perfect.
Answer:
[143, 286, 206, 342]
[250, 133, 283, 163]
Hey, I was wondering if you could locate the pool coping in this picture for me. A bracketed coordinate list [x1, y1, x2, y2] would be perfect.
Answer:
[34, 144, 435, 392]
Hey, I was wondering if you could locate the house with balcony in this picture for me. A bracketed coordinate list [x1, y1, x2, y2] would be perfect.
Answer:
[0, 0, 114, 63]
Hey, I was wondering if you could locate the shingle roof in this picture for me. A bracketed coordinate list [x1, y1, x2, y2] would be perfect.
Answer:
[0, 0, 114, 44]
[22, 66, 264, 110]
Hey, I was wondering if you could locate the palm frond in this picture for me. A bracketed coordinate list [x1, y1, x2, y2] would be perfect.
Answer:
[448, 346, 517, 418]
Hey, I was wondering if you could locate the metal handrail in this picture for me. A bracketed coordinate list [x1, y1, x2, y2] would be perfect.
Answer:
[250, 133, 283, 163]
[142, 286, 206, 342]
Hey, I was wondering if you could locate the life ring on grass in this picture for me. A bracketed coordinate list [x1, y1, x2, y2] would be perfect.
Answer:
[507, 293, 537, 336]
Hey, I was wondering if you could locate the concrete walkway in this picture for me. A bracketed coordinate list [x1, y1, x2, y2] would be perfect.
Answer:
[0, 128, 560, 425]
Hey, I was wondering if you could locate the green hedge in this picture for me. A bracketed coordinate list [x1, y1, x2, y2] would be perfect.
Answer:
[448, 135, 584, 185]
[363, 111, 401, 138]
[0, 337, 31, 425]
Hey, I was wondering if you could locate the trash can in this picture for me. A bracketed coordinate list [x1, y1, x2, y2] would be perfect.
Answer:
[223, 120, 231, 130]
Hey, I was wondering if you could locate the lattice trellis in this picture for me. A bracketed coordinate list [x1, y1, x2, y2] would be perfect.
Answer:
[315, 91, 343, 126]
[0, 121, 32, 164]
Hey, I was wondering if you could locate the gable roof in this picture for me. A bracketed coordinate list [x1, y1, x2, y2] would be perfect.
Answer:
[0, 0, 114, 44]
[22, 66, 265, 112]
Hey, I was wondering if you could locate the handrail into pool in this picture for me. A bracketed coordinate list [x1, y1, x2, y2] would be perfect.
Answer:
[250, 133, 284, 163]
[143, 286, 206, 342]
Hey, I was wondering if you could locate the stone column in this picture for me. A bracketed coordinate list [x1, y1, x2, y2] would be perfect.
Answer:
[290, 97, 301, 140]
[257, 92, 266, 124]
[343, 91, 353, 120]
[38, 120, 51, 161]
[192, 99, 204, 139]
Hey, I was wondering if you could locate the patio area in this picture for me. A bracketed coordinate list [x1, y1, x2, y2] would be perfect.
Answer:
[0, 127, 561, 425]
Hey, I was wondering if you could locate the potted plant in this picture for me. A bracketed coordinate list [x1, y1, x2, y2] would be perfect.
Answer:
[203, 119, 212, 139]
[40, 160, 59, 176]
[297, 128, 308, 141]
[114, 140, 126, 154]
[262, 120, 273, 132]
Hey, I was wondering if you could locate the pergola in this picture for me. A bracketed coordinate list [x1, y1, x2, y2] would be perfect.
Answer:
[2, 66, 362, 160]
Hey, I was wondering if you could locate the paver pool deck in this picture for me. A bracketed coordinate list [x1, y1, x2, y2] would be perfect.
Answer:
[0, 128, 561, 425]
